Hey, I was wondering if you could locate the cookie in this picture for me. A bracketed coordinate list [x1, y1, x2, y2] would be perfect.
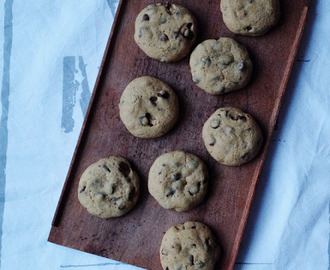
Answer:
[189, 37, 253, 95]
[78, 156, 140, 218]
[220, 0, 280, 36]
[202, 107, 263, 166]
[148, 151, 208, 212]
[160, 221, 221, 270]
[119, 76, 179, 138]
[134, 3, 197, 62]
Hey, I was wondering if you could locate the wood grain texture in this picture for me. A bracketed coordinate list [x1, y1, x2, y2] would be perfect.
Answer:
[48, 1, 312, 269]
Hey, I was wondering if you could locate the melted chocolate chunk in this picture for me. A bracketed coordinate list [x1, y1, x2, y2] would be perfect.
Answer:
[119, 161, 130, 177]
[166, 187, 176, 197]
[160, 34, 169, 42]
[171, 172, 181, 181]
[142, 14, 149, 21]
[157, 90, 169, 98]
[150, 96, 157, 105]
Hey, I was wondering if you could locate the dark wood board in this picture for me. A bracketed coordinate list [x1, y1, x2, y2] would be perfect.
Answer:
[48, 0, 312, 269]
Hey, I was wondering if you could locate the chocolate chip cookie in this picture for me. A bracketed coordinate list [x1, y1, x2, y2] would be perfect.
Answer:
[134, 3, 197, 62]
[220, 0, 280, 36]
[202, 107, 263, 166]
[189, 37, 253, 95]
[119, 76, 179, 138]
[78, 156, 140, 218]
[160, 221, 221, 270]
[148, 151, 208, 212]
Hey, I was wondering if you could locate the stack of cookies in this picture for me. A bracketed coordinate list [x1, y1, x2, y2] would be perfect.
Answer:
[77, 1, 281, 269]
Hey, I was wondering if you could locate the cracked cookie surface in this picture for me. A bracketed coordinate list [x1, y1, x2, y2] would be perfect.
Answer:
[220, 0, 280, 36]
[78, 156, 140, 218]
[202, 107, 263, 166]
[119, 76, 179, 138]
[148, 151, 208, 212]
[160, 221, 221, 270]
[134, 3, 197, 62]
[189, 37, 252, 95]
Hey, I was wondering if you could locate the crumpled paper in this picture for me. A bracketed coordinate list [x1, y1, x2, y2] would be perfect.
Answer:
[0, 0, 328, 269]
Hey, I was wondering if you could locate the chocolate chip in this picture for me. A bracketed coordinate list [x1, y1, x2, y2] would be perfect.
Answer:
[209, 136, 216, 146]
[229, 113, 238, 121]
[166, 187, 176, 197]
[239, 115, 247, 121]
[171, 172, 181, 181]
[142, 14, 149, 21]
[180, 23, 194, 40]
[139, 114, 149, 126]
[160, 34, 169, 42]
[224, 126, 233, 135]
[183, 29, 193, 40]
[244, 25, 252, 31]
[201, 56, 211, 66]
[161, 248, 168, 256]
[118, 161, 130, 177]
[157, 90, 169, 98]
[110, 184, 116, 194]
[138, 113, 153, 126]
[205, 238, 212, 251]
[183, 29, 191, 38]
[221, 60, 232, 66]
[236, 61, 245, 71]
[149, 96, 157, 105]
[163, 2, 171, 10]
[112, 196, 122, 203]
[188, 254, 194, 265]
[101, 164, 111, 173]
[189, 182, 201, 195]
[92, 180, 101, 187]
[210, 119, 220, 129]
[118, 204, 126, 210]
[145, 113, 153, 126]
[95, 192, 105, 199]
[80, 186, 86, 193]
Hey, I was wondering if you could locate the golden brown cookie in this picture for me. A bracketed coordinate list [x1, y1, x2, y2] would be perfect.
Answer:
[134, 3, 197, 62]
[148, 151, 208, 212]
[220, 0, 280, 36]
[160, 221, 221, 270]
[119, 76, 179, 138]
[190, 37, 253, 95]
[78, 156, 139, 218]
[202, 107, 263, 166]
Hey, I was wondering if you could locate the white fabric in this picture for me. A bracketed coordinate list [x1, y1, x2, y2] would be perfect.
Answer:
[0, 1, 328, 269]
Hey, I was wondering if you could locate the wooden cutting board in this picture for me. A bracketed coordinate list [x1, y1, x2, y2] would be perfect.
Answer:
[48, 0, 312, 269]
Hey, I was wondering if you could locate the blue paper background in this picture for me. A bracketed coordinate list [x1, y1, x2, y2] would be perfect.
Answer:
[0, 1, 329, 269]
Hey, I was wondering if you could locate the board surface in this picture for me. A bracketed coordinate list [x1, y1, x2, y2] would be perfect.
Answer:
[48, 1, 311, 269]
